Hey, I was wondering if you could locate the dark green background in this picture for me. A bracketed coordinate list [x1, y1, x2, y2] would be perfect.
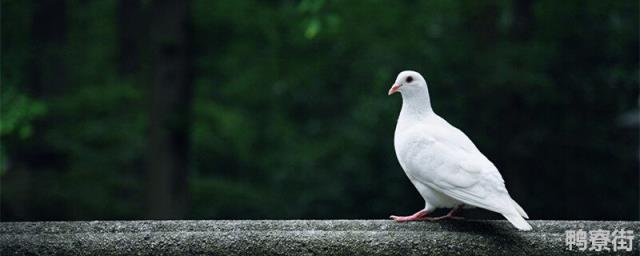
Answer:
[2, 0, 638, 221]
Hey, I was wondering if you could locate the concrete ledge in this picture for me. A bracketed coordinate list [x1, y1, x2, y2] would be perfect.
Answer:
[1, 220, 638, 255]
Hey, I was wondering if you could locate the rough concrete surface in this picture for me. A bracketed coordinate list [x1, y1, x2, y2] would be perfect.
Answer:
[1, 220, 638, 255]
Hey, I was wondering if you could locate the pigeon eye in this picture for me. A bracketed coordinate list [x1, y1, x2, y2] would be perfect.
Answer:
[405, 76, 414, 83]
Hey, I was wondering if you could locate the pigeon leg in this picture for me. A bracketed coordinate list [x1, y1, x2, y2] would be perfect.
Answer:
[425, 204, 465, 221]
[389, 209, 430, 222]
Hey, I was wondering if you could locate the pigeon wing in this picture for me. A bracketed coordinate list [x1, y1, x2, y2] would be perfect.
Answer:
[402, 125, 517, 216]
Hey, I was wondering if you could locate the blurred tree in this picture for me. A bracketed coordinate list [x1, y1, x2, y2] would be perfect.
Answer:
[116, 0, 144, 76]
[5, 0, 68, 220]
[146, 0, 194, 219]
[511, 0, 533, 41]
[1, 0, 637, 222]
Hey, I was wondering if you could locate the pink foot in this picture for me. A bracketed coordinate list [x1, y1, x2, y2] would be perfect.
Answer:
[389, 210, 429, 222]
[424, 205, 465, 221]
[390, 205, 465, 222]
[424, 215, 465, 221]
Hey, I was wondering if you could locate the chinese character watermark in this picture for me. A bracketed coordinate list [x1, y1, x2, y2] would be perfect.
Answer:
[565, 228, 634, 252]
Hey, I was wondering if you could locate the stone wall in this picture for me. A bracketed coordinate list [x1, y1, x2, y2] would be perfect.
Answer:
[2, 220, 638, 255]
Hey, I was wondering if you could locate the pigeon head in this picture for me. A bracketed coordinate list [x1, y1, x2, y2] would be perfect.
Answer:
[388, 71, 427, 96]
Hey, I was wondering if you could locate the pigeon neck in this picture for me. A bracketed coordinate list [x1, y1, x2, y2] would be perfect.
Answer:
[400, 89, 433, 119]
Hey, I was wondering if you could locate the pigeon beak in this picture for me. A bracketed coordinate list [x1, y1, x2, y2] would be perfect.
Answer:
[388, 84, 401, 95]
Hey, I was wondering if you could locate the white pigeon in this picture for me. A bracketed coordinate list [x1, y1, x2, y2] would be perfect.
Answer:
[387, 70, 532, 231]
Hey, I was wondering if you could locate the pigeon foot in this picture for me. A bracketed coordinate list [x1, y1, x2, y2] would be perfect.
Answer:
[389, 209, 430, 222]
[425, 204, 464, 221]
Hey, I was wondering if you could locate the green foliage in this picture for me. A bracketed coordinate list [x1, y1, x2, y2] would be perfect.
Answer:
[0, 89, 46, 139]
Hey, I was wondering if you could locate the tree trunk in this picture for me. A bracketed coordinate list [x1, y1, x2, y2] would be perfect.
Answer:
[502, 0, 535, 215]
[30, 0, 68, 96]
[465, 1, 499, 49]
[146, 0, 193, 219]
[511, 0, 533, 41]
[116, 0, 144, 76]
[5, 0, 68, 220]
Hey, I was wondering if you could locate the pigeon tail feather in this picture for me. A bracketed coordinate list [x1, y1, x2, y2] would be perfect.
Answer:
[502, 212, 532, 231]
[511, 198, 529, 219]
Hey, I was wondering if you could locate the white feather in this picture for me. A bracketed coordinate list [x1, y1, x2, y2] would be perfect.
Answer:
[391, 71, 531, 231]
